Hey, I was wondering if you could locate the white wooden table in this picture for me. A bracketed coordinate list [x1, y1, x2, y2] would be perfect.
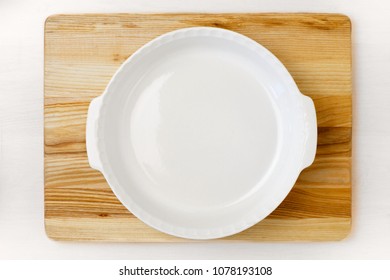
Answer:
[1, 0, 389, 259]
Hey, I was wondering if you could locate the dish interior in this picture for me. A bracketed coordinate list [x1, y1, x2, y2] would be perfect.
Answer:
[100, 34, 303, 231]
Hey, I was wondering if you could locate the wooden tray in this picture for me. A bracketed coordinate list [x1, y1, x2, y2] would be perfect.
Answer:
[44, 13, 352, 241]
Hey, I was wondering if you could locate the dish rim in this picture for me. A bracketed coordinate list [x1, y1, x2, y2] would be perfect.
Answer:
[86, 27, 317, 239]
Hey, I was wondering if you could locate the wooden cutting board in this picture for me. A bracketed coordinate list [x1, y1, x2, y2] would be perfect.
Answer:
[44, 13, 352, 241]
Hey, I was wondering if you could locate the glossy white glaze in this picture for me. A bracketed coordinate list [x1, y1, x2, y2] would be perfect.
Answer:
[86, 27, 317, 239]
[128, 49, 279, 211]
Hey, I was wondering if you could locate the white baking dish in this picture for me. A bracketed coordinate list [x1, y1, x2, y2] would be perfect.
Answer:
[86, 27, 317, 240]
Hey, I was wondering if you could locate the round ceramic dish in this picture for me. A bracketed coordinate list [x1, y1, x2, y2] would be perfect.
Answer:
[86, 27, 317, 240]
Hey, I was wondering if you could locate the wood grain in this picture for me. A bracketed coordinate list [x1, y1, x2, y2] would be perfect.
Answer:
[44, 13, 352, 241]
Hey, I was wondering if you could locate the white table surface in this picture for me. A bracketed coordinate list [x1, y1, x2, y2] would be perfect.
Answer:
[1, 0, 389, 260]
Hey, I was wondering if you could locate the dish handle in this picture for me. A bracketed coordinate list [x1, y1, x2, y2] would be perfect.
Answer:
[301, 95, 317, 170]
[86, 95, 104, 172]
